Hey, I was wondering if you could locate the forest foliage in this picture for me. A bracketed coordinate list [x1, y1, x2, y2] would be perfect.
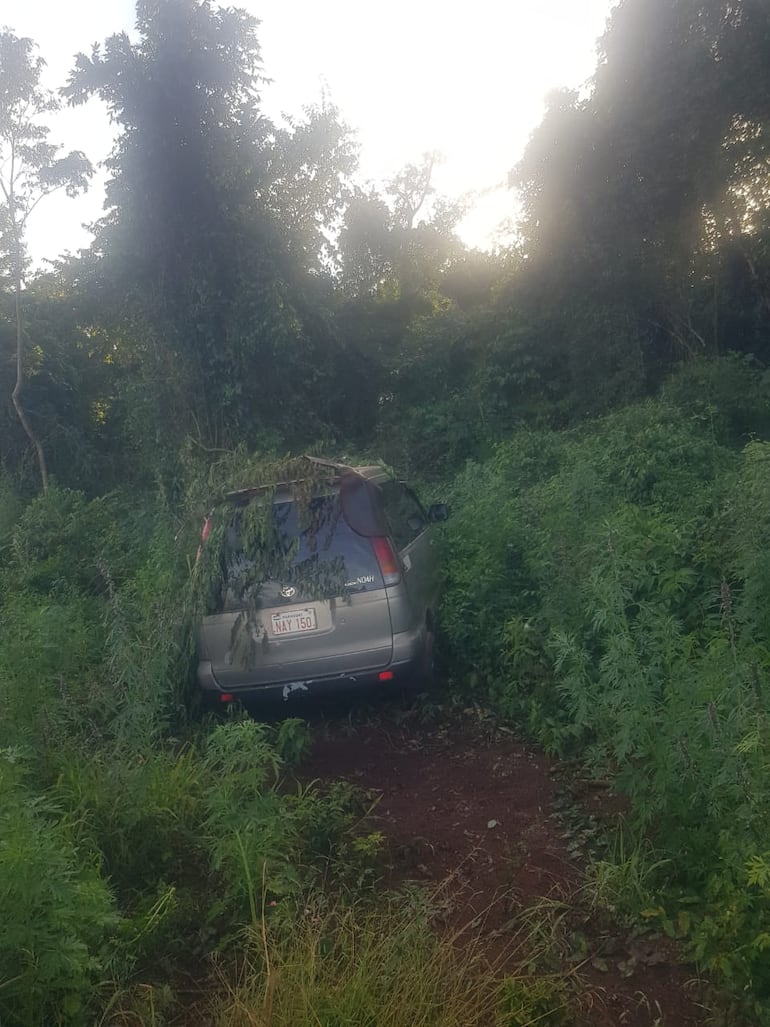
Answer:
[441, 355, 770, 1015]
[3, 0, 770, 1022]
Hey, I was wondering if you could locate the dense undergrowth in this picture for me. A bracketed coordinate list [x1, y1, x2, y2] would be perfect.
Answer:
[4, 354, 770, 1023]
[440, 354, 770, 1022]
[5, 0, 770, 1020]
[0, 470, 373, 1025]
[0, 451, 564, 1026]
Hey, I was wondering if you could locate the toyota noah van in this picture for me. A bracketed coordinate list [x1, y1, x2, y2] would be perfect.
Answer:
[195, 459, 448, 705]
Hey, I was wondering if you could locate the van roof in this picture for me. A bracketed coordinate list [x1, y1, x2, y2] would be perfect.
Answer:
[223, 457, 389, 503]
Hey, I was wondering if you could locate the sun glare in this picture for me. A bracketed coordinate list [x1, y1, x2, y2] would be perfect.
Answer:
[12, 0, 617, 262]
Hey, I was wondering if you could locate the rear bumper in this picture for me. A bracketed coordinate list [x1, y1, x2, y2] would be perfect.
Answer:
[197, 624, 426, 704]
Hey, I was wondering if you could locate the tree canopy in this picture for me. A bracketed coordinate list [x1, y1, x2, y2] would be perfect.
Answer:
[0, 0, 769, 488]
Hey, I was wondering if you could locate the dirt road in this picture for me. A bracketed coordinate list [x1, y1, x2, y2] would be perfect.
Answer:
[301, 705, 709, 1027]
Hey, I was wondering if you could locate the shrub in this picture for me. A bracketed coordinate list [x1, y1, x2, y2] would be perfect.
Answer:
[439, 359, 770, 1011]
[0, 589, 105, 772]
[0, 753, 119, 1026]
[202, 719, 362, 923]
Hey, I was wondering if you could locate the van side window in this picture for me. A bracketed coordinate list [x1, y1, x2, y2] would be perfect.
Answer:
[380, 481, 427, 550]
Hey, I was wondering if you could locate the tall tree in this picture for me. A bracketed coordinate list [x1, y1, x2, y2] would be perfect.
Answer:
[0, 30, 92, 490]
[260, 98, 357, 272]
[64, 0, 359, 452]
[332, 155, 480, 450]
[508, 0, 770, 411]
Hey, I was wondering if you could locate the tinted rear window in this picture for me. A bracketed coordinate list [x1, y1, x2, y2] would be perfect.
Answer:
[220, 495, 383, 610]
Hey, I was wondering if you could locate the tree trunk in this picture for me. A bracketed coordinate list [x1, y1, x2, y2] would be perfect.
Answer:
[10, 232, 48, 492]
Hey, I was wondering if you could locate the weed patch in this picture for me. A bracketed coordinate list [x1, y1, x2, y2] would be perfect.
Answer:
[211, 897, 570, 1027]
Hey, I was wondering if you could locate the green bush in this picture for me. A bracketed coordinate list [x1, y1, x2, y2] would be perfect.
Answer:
[9, 487, 133, 595]
[202, 719, 361, 922]
[0, 754, 119, 1026]
[0, 589, 105, 770]
[0, 485, 191, 771]
[440, 359, 770, 1013]
[55, 747, 206, 904]
[662, 352, 770, 445]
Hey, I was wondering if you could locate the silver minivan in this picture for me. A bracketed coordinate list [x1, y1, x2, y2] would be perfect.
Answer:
[195, 460, 448, 705]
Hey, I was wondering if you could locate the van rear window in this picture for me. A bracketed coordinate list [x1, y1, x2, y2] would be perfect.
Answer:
[220, 495, 383, 610]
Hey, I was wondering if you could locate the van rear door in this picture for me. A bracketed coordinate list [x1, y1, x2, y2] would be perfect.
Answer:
[199, 493, 393, 688]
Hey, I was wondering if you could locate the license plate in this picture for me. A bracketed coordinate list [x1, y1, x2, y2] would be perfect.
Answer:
[270, 608, 317, 636]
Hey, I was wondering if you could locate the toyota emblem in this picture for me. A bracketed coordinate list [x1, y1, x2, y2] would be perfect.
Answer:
[280, 585, 297, 599]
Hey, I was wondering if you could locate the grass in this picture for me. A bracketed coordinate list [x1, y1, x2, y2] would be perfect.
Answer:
[210, 894, 572, 1027]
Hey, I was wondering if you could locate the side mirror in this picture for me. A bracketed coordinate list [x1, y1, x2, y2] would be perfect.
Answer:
[427, 503, 450, 523]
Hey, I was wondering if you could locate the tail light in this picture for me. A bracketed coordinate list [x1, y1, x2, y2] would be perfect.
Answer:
[195, 513, 213, 565]
[371, 537, 401, 586]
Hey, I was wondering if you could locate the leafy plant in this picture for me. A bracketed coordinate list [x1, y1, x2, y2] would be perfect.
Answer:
[202, 719, 361, 921]
[0, 753, 119, 1026]
[440, 368, 770, 1012]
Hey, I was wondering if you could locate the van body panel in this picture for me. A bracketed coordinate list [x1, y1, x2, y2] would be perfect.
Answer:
[199, 589, 393, 689]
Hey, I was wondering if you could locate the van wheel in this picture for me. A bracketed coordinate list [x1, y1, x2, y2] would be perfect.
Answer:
[421, 627, 436, 687]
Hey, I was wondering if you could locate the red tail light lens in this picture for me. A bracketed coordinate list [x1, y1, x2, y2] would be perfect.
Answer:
[371, 537, 401, 586]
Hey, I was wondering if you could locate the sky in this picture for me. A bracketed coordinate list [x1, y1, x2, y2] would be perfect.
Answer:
[7, 0, 618, 265]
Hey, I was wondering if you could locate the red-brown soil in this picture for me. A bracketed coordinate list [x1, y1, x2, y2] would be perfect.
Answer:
[301, 707, 710, 1027]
